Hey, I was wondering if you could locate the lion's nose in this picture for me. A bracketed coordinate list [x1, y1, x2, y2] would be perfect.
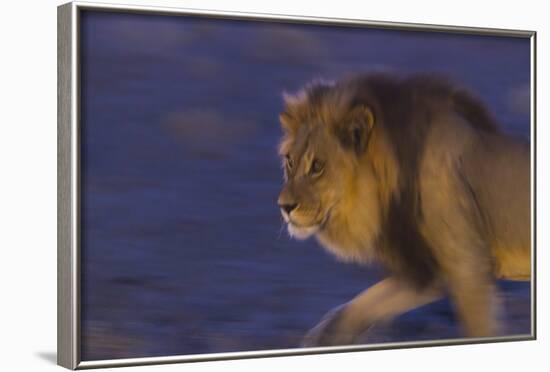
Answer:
[279, 203, 298, 214]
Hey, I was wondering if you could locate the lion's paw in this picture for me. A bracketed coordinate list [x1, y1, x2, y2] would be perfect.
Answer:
[301, 305, 365, 347]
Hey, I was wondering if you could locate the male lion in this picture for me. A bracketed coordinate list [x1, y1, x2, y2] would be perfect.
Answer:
[277, 73, 531, 346]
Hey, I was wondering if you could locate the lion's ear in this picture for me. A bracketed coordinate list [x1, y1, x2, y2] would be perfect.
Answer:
[338, 105, 375, 155]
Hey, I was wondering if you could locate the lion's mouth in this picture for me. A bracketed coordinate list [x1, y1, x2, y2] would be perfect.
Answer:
[283, 207, 334, 240]
[287, 223, 320, 240]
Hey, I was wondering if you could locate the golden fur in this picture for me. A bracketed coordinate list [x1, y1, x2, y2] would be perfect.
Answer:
[277, 73, 531, 345]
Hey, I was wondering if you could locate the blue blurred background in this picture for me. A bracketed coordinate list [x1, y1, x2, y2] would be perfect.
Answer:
[80, 10, 531, 360]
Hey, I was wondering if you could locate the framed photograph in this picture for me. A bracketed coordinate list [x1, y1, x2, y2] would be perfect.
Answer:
[57, 1, 536, 369]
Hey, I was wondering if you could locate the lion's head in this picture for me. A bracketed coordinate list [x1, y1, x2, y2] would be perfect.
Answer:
[277, 78, 399, 262]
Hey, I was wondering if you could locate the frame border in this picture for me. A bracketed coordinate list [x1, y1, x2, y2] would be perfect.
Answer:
[57, 1, 537, 369]
[58, 2, 80, 369]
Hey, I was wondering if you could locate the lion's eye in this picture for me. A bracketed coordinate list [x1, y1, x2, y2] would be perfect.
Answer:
[285, 154, 294, 171]
[310, 159, 324, 176]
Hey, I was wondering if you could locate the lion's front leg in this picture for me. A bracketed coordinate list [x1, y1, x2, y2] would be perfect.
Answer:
[301, 303, 363, 347]
[301, 277, 442, 347]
